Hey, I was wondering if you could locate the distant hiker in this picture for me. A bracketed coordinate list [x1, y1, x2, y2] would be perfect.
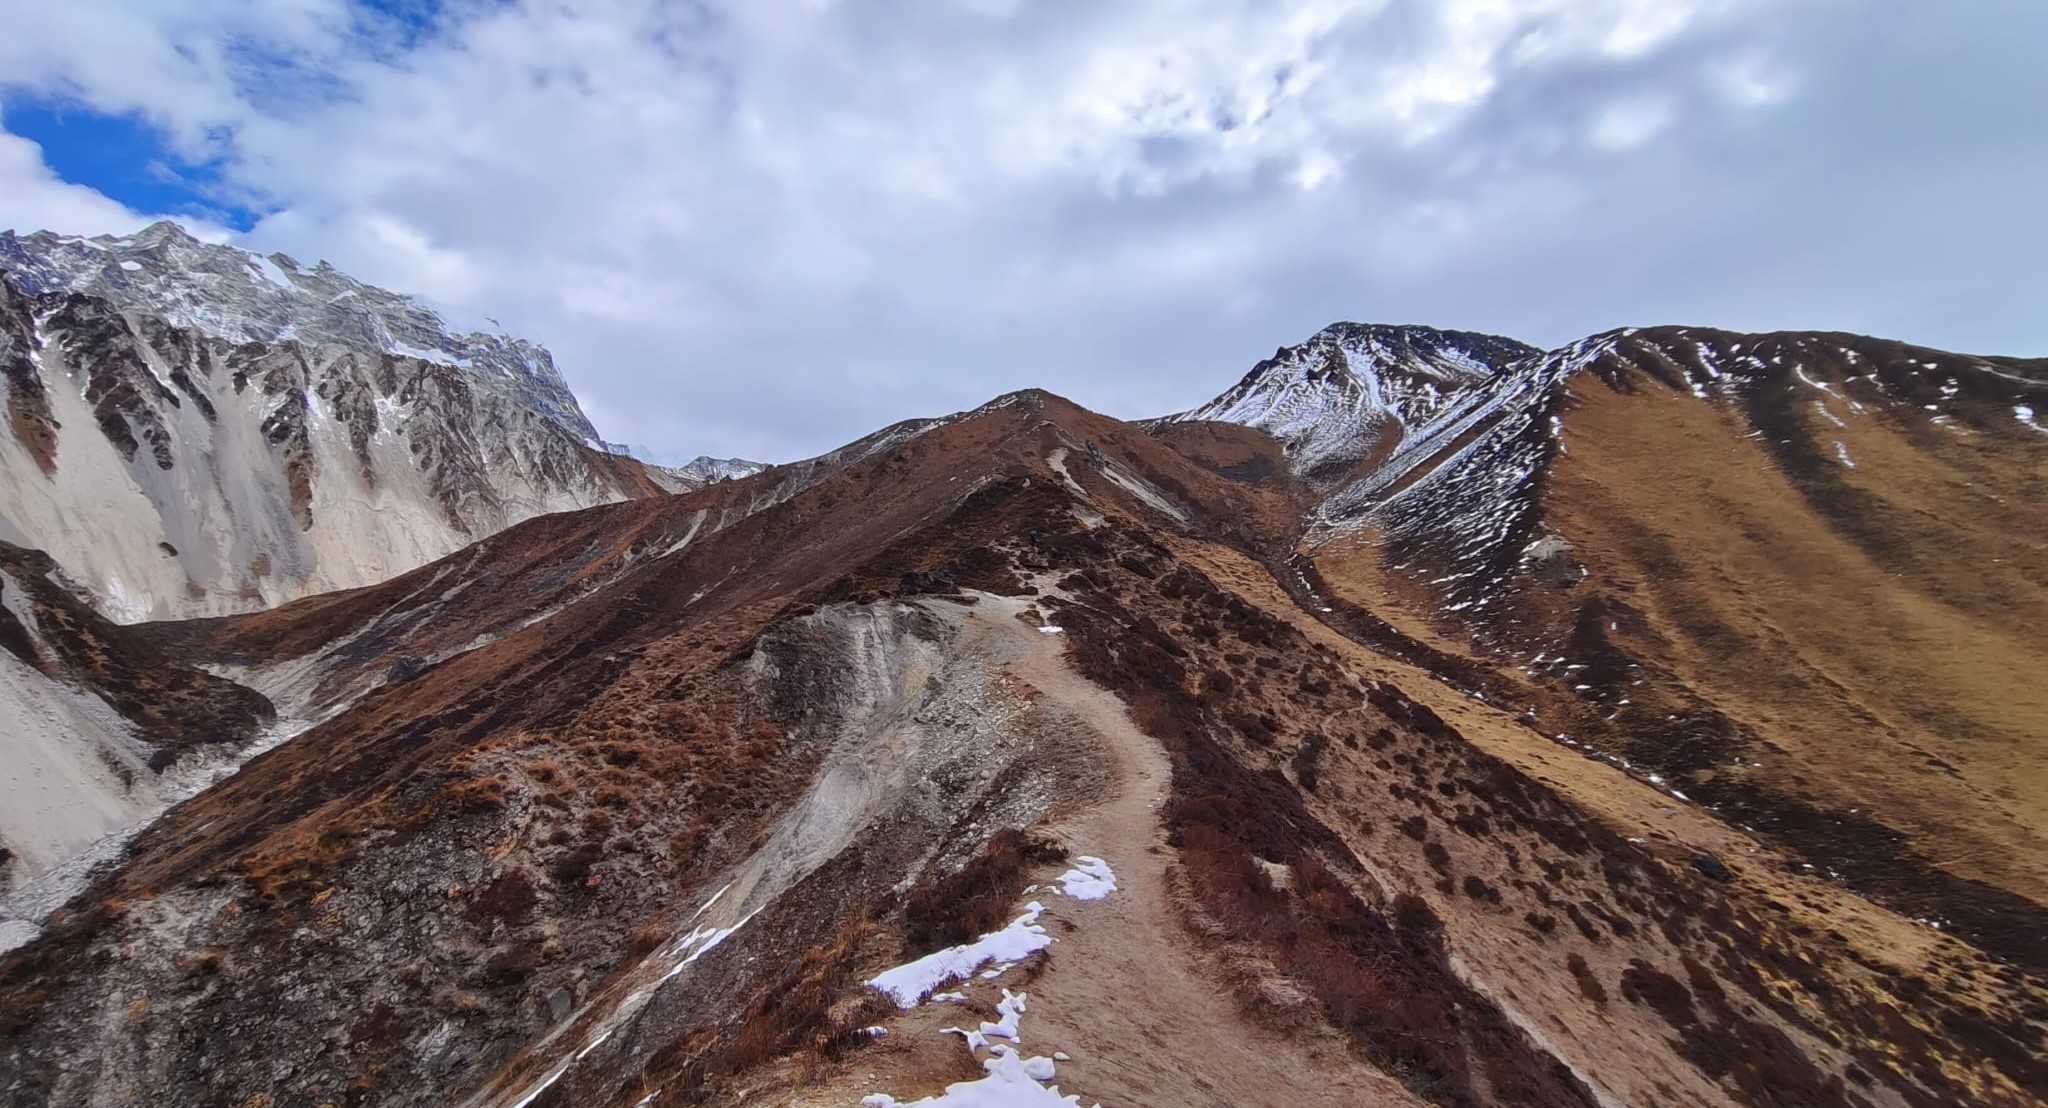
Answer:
[1029, 528, 1040, 548]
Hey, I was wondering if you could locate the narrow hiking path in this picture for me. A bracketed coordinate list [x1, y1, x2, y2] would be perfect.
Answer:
[918, 593, 1421, 1108]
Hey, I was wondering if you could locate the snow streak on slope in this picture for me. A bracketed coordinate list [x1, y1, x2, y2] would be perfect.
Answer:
[1332, 333, 1623, 612]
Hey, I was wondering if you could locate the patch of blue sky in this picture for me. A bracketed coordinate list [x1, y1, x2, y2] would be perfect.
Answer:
[0, 98, 261, 230]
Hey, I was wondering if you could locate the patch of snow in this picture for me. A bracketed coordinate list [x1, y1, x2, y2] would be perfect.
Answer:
[947, 989, 1029, 1052]
[248, 253, 297, 289]
[1792, 365, 1838, 398]
[659, 510, 708, 559]
[859, 1045, 1085, 1108]
[869, 904, 1054, 1007]
[1833, 441, 1856, 468]
[118, 260, 141, 272]
[1052, 857, 1116, 901]
[392, 339, 466, 367]
[2017, 404, 2047, 435]
[1044, 448, 1086, 496]
[1037, 626, 1065, 635]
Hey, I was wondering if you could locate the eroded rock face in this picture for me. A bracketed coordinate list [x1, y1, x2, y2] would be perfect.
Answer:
[0, 225, 710, 621]
[0, 542, 272, 900]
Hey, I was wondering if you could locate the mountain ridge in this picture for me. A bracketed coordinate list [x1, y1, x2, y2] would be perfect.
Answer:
[0, 223, 761, 622]
[0, 221, 600, 444]
[1, 247, 2045, 1108]
[2, 345, 2043, 1108]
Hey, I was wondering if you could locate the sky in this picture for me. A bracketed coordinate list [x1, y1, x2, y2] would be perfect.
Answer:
[2, 1, 2044, 464]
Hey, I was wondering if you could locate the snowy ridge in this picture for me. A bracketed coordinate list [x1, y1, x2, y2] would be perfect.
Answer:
[672, 455, 771, 482]
[1174, 323, 1535, 481]
[1187, 320, 2048, 623]
[0, 221, 598, 441]
[1360, 334, 1630, 616]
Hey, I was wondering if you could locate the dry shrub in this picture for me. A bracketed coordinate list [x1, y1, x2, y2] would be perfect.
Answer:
[548, 846, 603, 888]
[647, 915, 891, 1100]
[465, 869, 538, 926]
[1291, 734, 1329, 793]
[526, 759, 570, 787]
[1461, 875, 1502, 905]
[478, 945, 540, 987]
[901, 829, 1068, 956]
[1568, 952, 1608, 1004]
[445, 772, 513, 813]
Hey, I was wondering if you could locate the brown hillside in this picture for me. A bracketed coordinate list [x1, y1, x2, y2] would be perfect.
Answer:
[1, 381, 2042, 1108]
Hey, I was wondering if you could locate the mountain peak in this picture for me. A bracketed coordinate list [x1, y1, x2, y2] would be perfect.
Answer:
[1177, 321, 1536, 482]
[128, 219, 199, 246]
[0, 223, 600, 442]
[0, 225, 696, 622]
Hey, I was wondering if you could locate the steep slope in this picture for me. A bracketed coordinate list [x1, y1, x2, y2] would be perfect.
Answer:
[1, 388, 2038, 1108]
[0, 224, 725, 622]
[0, 541, 272, 925]
[1195, 325, 2048, 975]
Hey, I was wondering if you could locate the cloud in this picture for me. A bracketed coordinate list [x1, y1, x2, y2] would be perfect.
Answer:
[1, 0, 2044, 462]
[0, 126, 152, 235]
[1589, 96, 1675, 150]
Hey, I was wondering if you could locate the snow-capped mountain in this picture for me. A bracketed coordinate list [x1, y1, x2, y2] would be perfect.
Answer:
[604, 444, 771, 486]
[1176, 322, 1536, 483]
[1183, 321, 2048, 614]
[1, 222, 599, 443]
[670, 454, 772, 483]
[0, 223, 693, 621]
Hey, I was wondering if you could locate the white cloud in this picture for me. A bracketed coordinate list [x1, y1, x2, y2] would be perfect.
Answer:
[2, 0, 2043, 462]
[0, 128, 151, 236]
[1589, 96, 1676, 150]
[1710, 51, 1799, 108]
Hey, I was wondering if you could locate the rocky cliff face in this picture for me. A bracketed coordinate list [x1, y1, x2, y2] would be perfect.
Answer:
[0, 224, 706, 621]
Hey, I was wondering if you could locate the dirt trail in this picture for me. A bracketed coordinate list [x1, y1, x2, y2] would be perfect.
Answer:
[949, 593, 1422, 1108]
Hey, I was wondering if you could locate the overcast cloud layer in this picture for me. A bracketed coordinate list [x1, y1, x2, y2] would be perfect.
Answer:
[2, 0, 2044, 462]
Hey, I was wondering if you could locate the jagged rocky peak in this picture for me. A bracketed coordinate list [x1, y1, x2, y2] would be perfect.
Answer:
[674, 455, 771, 483]
[0, 220, 596, 442]
[1177, 322, 1538, 483]
[0, 223, 690, 622]
[602, 442, 771, 485]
